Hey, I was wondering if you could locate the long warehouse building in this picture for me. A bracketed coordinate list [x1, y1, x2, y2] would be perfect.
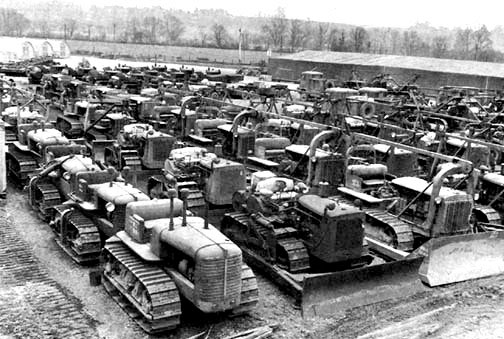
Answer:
[269, 50, 504, 91]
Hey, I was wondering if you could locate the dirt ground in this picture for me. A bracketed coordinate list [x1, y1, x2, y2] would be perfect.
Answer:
[2, 183, 504, 339]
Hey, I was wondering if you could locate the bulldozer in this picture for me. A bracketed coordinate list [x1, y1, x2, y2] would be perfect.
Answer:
[329, 132, 477, 250]
[219, 170, 425, 317]
[279, 130, 349, 195]
[216, 109, 259, 160]
[221, 171, 372, 272]
[102, 189, 259, 333]
[104, 123, 176, 171]
[54, 97, 130, 140]
[298, 148, 504, 317]
[182, 95, 504, 317]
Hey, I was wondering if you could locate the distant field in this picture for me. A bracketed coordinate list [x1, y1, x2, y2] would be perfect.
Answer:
[66, 40, 279, 66]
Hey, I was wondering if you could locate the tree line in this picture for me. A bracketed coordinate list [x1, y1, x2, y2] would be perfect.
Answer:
[0, 2, 503, 62]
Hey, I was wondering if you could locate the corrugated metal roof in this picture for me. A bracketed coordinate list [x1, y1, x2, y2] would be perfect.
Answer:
[274, 50, 504, 78]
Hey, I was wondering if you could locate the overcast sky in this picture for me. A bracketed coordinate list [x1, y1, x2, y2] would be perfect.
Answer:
[75, 0, 503, 29]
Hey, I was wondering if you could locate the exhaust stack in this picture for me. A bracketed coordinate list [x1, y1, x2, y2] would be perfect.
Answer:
[180, 188, 189, 227]
[167, 188, 177, 231]
[107, 167, 115, 187]
[122, 166, 130, 186]
[204, 199, 209, 230]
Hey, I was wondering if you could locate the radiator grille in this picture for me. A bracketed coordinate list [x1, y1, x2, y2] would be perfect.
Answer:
[237, 134, 255, 158]
[443, 198, 472, 234]
[195, 254, 242, 304]
[152, 138, 174, 162]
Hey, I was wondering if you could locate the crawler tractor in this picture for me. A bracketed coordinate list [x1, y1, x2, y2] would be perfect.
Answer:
[336, 137, 476, 250]
[282, 130, 349, 195]
[216, 109, 321, 171]
[6, 122, 72, 182]
[147, 146, 247, 218]
[28, 145, 99, 220]
[28, 151, 110, 263]
[55, 98, 130, 141]
[104, 123, 175, 171]
[221, 172, 372, 274]
[102, 190, 259, 333]
[42, 167, 149, 264]
[1, 106, 46, 142]
[379, 163, 474, 244]
[473, 170, 504, 227]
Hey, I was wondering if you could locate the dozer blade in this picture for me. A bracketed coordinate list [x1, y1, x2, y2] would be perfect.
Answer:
[301, 257, 425, 318]
[418, 231, 504, 287]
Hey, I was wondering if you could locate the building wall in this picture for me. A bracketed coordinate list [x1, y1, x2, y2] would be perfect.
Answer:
[0, 37, 71, 62]
[269, 58, 504, 92]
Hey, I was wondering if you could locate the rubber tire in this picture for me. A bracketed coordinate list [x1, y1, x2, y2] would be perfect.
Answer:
[360, 102, 376, 118]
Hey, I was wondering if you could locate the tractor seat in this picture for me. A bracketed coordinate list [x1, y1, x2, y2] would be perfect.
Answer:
[188, 134, 214, 145]
[362, 179, 386, 187]
[247, 156, 280, 170]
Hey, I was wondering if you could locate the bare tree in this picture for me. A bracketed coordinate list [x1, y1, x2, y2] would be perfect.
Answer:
[328, 28, 349, 52]
[262, 7, 288, 51]
[315, 23, 328, 50]
[0, 8, 30, 37]
[431, 35, 449, 58]
[127, 16, 143, 43]
[454, 28, 472, 58]
[328, 28, 339, 51]
[288, 19, 306, 52]
[212, 23, 227, 48]
[240, 29, 250, 50]
[390, 29, 401, 54]
[143, 16, 160, 44]
[197, 25, 208, 47]
[339, 30, 347, 51]
[163, 14, 184, 44]
[369, 28, 389, 54]
[472, 25, 492, 61]
[64, 18, 77, 39]
[87, 23, 92, 41]
[402, 30, 423, 55]
[351, 27, 369, 52]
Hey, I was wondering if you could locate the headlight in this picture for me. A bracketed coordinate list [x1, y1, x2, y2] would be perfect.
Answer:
[63, 172, 71, 181]
[105, 202, 115, 213]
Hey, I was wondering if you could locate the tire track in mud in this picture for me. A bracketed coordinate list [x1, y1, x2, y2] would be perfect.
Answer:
[0, 203, 100, 339]
[314, 275, 504, 339]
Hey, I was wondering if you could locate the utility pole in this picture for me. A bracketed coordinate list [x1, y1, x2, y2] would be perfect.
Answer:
[238, 28, 242, 64]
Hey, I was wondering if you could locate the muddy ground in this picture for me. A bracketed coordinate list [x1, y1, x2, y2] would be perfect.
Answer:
[2, 183, 504, 339]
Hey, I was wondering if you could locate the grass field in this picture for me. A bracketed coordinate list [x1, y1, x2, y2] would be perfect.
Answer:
[67, 40, 281, 66]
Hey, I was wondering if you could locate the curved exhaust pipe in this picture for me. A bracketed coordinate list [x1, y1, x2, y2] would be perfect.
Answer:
[306, 130, 338, 186]
[231, 109, 258, 155]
